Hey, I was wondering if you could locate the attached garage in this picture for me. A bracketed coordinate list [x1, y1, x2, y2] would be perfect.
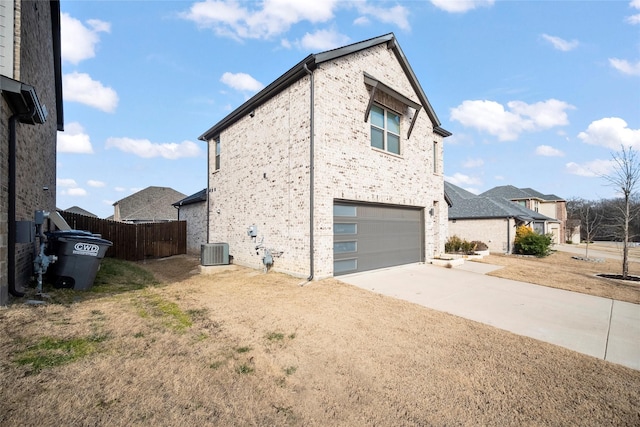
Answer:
[333, 202, 425, 275]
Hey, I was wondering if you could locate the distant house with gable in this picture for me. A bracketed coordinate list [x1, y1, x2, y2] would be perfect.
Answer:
[111, 186, 186, 224]
[172, 189, 207, 254]
[445, 182, 559, 253]
[63, 206, 97, 218]
[479, 185, 567, 245]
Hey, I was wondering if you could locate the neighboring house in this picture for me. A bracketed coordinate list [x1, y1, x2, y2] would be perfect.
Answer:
[63, 206, 98, 218]
[0, 1, 63, 305]
[112, 186, 186, 223]
[198, 33, 451, 278]
[480, 185, 567, 245]
[172, 189, 207, 255]
[445, 182, 558, 253]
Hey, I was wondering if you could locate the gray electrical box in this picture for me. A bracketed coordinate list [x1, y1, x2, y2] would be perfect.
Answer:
[16, 221, 34, 243]
[247, 225, 257, 238]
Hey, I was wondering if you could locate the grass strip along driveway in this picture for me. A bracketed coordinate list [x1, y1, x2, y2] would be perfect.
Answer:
[0, 253, 638, 426]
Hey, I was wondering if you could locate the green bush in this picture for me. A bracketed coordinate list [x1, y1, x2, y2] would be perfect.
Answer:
[513, 231, 553, 257]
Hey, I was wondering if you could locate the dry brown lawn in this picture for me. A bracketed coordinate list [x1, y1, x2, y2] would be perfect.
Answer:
[0, 250, 639, 426]
[475, 245, 640, 304]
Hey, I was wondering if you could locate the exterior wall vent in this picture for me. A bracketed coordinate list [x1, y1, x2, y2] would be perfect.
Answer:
[201, 243, 229, 266]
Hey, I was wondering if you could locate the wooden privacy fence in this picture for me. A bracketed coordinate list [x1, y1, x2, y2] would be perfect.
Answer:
[59, 212, 186, 261]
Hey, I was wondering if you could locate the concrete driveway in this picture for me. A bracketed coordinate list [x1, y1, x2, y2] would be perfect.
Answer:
[339, 262, 640, 371]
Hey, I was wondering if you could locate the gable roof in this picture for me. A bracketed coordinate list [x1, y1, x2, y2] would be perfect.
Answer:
[173, 189, 206, 207]
[480, 185, 533, 200]
[481, 185, 565, 202]
[64, 206, 97, 218]
[113, 186, 186, 222]
[520, 187, 565, 202]
[198, 33, 450, 141]
[445, 182, 556, 222]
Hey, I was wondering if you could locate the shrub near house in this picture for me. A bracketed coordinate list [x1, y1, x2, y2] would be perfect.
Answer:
[445, 235, 488, 255]
[513, 225, 552, 257]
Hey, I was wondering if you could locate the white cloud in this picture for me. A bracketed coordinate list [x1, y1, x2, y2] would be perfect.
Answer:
[577, 117, 640, 150]
[609, 58, 640, 76]
[181, 0, 338, 40]
[353, 16, 370, 26]
[430, 0, 494, 13]
[535, 145, 564, 157]
[88, 180, 106, 188]
[57, 178, 78, 187]
[63, 72, 119, 112]
[61, 13, 110, 64]
[626, 14, 640, 24]
[355, 3, 410, 30]
[629, 0, 640, 23]
[114, 187, 127, 192]
[67, 188, 88, 197]
[299, 29, 350, 51]
[566, 159, 615, 177]
[220, 72, 264, 92]
[106, 137, 202, 159]
[57, 122, 94, 154]
[541, 34, 579, 51]
[445, 172, 482, 187]
[450, 99, 575, 141]
[280, 38, 292, 49]
[462, 158, 484, 168]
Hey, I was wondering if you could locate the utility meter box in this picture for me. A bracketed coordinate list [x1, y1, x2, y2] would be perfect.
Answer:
[247, 225, 257, 238]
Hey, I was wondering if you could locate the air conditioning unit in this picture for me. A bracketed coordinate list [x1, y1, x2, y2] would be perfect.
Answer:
[201, 243, 229, 266]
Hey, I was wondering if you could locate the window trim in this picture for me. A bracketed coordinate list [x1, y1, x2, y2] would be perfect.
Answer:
[364, 72, 421, 139]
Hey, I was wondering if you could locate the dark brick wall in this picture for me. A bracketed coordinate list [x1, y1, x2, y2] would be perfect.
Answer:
[0, 0, 58, 305]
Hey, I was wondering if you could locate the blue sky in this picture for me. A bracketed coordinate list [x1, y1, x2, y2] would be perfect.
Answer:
[56, 0, 640, 219]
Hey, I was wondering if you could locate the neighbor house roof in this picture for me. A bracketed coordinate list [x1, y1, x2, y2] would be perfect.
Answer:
[481, 185, 565, 202]
[445, 182, 556, 222]
[520, 187, 565, 202]
[172, 189, 206, 207]
[63, 206, 97, 218]
[198, 33, 450, 141]
[113, 186, 186, 222]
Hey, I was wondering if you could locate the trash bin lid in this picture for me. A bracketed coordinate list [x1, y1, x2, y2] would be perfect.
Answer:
[57, 234, 113, 246]
[46, 229, 94, 239]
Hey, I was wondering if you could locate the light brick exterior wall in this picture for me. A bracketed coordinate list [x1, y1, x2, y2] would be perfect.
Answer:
[208, 43, 447, 278]
[0, 1, 58, 305]
[448, 218, 516, 253]
[179, 202, 207, 255]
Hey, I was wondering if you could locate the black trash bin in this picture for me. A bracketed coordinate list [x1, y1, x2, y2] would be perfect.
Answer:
[46, 231, 113, 290]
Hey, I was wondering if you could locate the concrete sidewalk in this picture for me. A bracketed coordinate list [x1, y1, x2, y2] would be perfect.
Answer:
[339, 262, 640, 371]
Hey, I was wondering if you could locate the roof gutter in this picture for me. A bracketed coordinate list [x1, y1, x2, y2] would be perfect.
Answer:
[303, 63, 314, 282]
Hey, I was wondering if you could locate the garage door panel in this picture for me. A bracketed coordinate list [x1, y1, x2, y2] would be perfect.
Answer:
[334, 202, 424, 275]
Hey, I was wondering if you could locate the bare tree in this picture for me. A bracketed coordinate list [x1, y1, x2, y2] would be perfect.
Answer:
[566, 197, 602, 259]
[601, 146, 640, 278]
[581, 203, 602, 259]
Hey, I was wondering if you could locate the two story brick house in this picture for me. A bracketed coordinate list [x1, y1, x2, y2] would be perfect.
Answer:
[1, 1, 63, 304]
[199, 33, 450, 279]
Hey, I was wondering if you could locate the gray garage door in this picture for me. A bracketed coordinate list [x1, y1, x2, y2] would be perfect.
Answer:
[333, 202, 424, 275]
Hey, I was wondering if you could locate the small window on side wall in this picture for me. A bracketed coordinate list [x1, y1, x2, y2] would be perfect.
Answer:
[214, 137, 221, 171]
[370, 104, 400, 155]
[433, 141, 438, 174]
